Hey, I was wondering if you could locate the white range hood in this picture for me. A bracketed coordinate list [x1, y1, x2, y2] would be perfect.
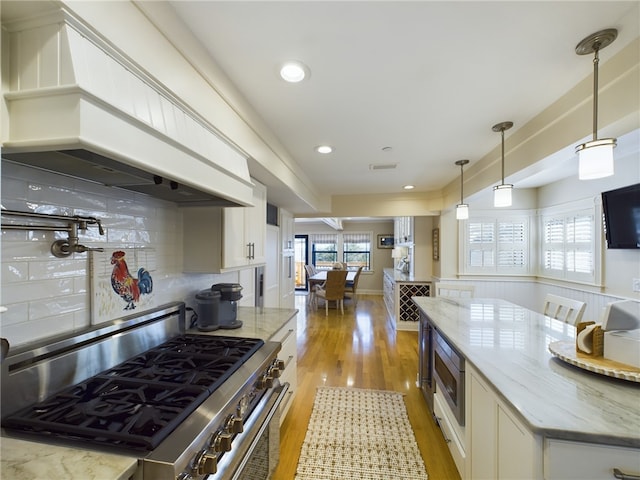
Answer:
[1, 4, 254, 207]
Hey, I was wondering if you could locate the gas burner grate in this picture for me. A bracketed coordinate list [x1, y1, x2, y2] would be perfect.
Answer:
[2, 335, 264, 451]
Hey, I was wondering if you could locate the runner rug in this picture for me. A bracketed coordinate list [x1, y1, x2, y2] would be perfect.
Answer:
[294, 387, 429, 480]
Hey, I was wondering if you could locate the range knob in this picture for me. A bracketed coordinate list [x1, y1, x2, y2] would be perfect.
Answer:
[257, 373, 273, 389]
[226, 414, 243, 434]
[274, 359, 286, 370]
[193, 450, 217, 476]
[211, 431, 233, 453]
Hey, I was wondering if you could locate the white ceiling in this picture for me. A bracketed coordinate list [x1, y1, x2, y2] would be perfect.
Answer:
[167, 1, 638, 214]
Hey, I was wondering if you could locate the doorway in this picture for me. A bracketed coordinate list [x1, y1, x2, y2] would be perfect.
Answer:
[295, 235, 309, 291]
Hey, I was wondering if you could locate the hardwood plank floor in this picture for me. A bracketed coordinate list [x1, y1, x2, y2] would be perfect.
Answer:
[272, 293, 461, 480]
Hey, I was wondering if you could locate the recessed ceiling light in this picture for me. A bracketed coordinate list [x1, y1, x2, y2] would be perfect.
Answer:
[315, 145, 333, 154]
[403, 185, 415, 190]
[280, 61, 309, 83]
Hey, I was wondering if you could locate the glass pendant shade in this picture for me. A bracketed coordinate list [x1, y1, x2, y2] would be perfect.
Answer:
[576, 138, 616, 179]
[456, 203, 469, 220]
[493, 184, 513, 207]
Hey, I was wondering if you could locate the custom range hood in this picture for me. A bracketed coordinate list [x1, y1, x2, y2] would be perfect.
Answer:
[1, 3, 254, 207]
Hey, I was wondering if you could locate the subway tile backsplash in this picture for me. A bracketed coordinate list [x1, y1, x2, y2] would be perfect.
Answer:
[1, 161, 232, 347]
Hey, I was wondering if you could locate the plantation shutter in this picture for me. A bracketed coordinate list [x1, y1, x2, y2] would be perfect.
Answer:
[464, 216, 529, 274]
[566, 214, 594, 275]
[543, 217, 565, 271]
[541, 210, 595, 282]
[468, 221, 495, 268]
[497, 220, 527, 267]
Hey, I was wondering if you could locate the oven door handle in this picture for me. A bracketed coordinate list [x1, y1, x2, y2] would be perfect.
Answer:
[230, 382, 289, 480]
[212, 381, 289, 479]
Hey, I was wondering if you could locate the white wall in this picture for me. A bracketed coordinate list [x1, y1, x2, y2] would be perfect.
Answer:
[0, 161, 251, 347]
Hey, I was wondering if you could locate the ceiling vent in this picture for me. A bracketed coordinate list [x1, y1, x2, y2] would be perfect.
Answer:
[369, 164, 397, 171]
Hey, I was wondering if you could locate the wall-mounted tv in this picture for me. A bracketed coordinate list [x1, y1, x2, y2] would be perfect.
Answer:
[601, 183, 640, 249]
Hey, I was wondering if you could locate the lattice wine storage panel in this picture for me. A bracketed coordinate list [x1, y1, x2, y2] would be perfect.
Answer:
[399, 283, 430, 322]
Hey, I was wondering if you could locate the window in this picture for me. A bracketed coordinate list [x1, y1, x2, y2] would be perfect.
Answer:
[541, 210, 595, 283]
[464, 216, 529, 275]
[342, 232, 371, 270]
[310, 233, 337, 269]
[308, 231, 373, 271]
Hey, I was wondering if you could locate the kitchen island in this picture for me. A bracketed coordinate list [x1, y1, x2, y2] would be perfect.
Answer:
[382, 268, 431, 331]
[1, 307, 297, 480]
[413, 296, 640, 480]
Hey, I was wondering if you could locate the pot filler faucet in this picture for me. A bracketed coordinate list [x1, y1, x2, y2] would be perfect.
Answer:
[1, 209, 105, 258]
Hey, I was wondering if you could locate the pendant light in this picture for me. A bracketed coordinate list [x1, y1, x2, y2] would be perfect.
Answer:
[492, 121, 514, 207]
[574, 28, 618, 180]
[455, 159, 470, 220]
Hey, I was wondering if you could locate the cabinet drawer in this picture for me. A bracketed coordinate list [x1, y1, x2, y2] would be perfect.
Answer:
[545, 439, 640, 480]
[434, 390, 466, 478]
[275, 328, 296, 368]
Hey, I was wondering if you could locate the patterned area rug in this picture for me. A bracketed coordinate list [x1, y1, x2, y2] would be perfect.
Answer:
[295, 387, 428, 480]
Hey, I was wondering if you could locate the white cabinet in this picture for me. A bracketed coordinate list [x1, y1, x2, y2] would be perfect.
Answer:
[270, 315, 297, 424]
[434, 389, 467, 479]
[222, 180, 266, 267]
[394, 216, 413, 245]
[280, 209, 295, 254]
[280, 253, 295, 309]
[469, 370, 496, 478]
[279, 209, 295, 309]
[544, 439, 640, 480]
[468, 365, 541, 480]
[183, 180, 266, 272]
[383, 270, 396, 324]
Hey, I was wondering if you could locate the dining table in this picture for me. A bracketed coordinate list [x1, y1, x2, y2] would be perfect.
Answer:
[309, 269, 357, 283]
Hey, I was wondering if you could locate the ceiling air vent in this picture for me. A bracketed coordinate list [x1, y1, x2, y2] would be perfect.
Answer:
[369, 164, 397, 171]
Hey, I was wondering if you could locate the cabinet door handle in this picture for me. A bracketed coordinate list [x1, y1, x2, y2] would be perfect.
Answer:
[280, 328, 295, 344]
[614, 468, 640, 479]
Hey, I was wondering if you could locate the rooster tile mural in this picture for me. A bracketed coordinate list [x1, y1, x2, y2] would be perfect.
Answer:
[91, 247, 157, 324]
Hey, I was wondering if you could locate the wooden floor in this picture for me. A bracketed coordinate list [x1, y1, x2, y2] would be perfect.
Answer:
[272, 293, 460, 480]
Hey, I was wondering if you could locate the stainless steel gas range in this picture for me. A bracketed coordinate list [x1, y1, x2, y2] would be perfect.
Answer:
[0, 302, 287, 480]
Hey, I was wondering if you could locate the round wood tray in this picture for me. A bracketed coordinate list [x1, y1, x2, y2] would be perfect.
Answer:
[548, 341, 640, 383]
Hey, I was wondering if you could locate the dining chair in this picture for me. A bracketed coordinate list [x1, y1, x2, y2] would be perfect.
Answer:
[543, 293, 586, 326]
[305, 265, 321, 307]
[315, 269, 348, 315]
[344, 266, 364, 307]
[433, 282, 475, 298]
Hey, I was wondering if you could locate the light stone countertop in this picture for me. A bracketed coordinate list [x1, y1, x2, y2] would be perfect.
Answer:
[1, 307, 298, 480]
[412, 296, 640, 448]
[383, 267, 432, 284]
[187, 306, 298, 340]
[0, 437, 138, 480]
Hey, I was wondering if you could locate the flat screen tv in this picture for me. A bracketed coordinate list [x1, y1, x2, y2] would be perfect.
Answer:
[601, 183, 640, 249]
